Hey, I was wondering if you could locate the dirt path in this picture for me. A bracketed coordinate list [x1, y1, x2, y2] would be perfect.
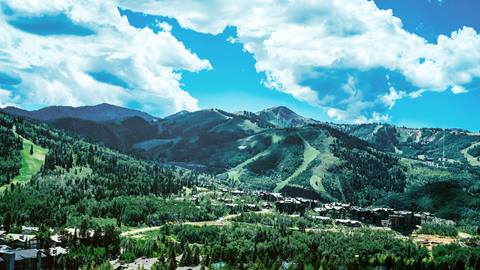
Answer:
[412, 234, 457, 250]
[121, 209, 272, 237]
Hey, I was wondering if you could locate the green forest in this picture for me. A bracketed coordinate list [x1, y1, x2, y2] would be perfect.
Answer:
[1, 112, 480, 269]
[0, 112, 211, 229]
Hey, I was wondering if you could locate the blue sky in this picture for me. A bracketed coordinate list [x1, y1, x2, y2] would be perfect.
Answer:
[1, 0, 479, 130]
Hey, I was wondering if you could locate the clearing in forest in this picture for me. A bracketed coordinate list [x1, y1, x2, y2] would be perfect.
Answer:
[0, 127, 47, 191]
[461, 141, 480, 167]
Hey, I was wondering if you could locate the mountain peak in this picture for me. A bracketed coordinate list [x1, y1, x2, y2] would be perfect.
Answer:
[257, 106, 317, 127]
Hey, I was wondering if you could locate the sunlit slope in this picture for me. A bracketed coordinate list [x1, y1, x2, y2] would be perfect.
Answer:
[1, 128, 47, 191]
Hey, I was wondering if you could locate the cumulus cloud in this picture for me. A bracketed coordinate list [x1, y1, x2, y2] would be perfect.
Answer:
[0, 0, 211, 115]
[119, 0, 480, 122]
[451, 85, 468, 94]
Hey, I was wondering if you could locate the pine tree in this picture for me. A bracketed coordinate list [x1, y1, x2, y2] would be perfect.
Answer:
[192, 246, 200, 266]
[180, 245, 192, 266]
[168, 249, 177, 270]
[30, 144, 34, 155]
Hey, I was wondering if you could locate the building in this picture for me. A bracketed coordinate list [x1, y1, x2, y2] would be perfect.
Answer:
[310, 216, 332, 225]
[21, 227, 39, 235]
[388, 211, 420, 232]
[2, 234, 38, 249]
[0, 246, 45, 270]
[335, 219, 362, 227]
[276, 198, 305, 214]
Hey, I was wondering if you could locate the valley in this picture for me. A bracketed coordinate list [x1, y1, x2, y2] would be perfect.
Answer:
[1, 106, 479, 269]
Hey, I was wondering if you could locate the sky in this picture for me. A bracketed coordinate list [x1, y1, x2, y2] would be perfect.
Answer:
[0, 1, 479, 131]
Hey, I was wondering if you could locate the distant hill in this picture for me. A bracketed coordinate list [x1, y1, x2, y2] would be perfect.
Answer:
[1, 103, 157, 122]
[3, 104, 480, 206]
[256, 106, 318, 127]
[336, 123, 480, 166]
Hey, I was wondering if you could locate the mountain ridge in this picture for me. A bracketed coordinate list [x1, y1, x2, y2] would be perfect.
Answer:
[3, 103, 480, 170]
[1, 103, 158, 122]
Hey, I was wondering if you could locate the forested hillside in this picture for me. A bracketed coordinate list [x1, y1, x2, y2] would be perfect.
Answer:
[2, 106, 480, 228]
[0, 112, 213, 228]
[337, 123, 480, 165]
[1, 111, 479, 270]
[0, 116, 22, 186]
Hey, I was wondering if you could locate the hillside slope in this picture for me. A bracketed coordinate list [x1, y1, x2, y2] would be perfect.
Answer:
[3, 106, 480, 212]
[337, 123, 480, 166]
[0, 112, 208, 228]
[1, 103, 157, 122]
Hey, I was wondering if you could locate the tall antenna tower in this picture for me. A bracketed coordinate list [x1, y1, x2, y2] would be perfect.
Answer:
[442, 129, 445, 167]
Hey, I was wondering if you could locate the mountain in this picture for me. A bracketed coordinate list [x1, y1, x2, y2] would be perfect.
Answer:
[337, 123, 480, 167]
[1, 103, 157, 122]
[3, 106, 480, 201]
[2, 105, 480, 223]
[256, 106, 318, 127]
[52, 116, 157, 151]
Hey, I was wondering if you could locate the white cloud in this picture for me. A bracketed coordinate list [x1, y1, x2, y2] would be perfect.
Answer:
[451, 85, 468, 94]
[380, 87, 406, 109]
[119, 0, 480, 121]
[0, 88, 19, 107]
[0, 0, 211, 115]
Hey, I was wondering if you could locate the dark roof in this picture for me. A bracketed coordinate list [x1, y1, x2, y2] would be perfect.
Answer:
[5, 249, 46, 261]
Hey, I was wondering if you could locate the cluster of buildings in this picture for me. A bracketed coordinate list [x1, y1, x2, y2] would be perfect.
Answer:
[0, 226, 68, 270]
[256, 191, 319, 214]
[310, 203, 430, 232]
[255, 191, 436, 233]
[193, 187, 448, 234]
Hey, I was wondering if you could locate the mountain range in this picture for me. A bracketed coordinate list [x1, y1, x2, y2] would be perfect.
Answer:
[2, 103, 480, 207]
[1, 103, 157, 122]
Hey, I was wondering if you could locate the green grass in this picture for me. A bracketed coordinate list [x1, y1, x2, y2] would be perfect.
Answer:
[462, 142, 480, 167]
[1, 133, 47, 191]
[417, 223, 459, 237]
[401, 158, 473, 187]
[310, 137, 339, 194]
[224, 134, 283, 182]
[274, 134, 319, 192]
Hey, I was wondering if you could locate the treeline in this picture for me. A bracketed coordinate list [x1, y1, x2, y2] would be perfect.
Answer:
[468, 144, 480, 158]
[0, 116, 22, 186]
[0, 112, 211, 228]
[324, 124, 406, 206]
[119, 224, 480, 269]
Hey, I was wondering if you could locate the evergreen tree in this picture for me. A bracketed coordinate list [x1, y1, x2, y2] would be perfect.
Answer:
[180, 244, 192, 266]
[168, 249, 177, 270]
[30, 144, 34, 155]
[192, 246, 200, 265]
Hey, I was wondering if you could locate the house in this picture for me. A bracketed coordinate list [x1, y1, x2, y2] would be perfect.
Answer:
[48, 246, 68, 257]
[276, 198, 305, 214]
[21, 227, 39, 235]
[388, 211, 419, 232]
[232, 190, 245, 196]
[3, 234, 38, 249]
[110, 257, 159, 270]
[244, 204, 259, 211]
[311, 216, 332, 225]
[0, 246, 45, 270]
[261, 202, 273, 209]
[335, 219, 362, 227]
[259, 191, 284, 202]
[49, 234, 63, 245]
[225, 203, 239, 209]
[65, 228, 95, 239]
